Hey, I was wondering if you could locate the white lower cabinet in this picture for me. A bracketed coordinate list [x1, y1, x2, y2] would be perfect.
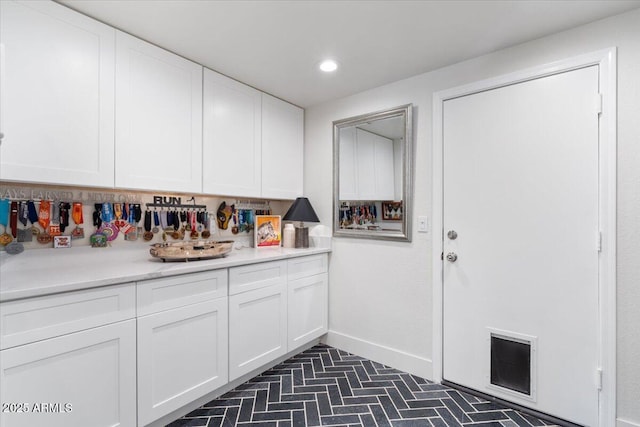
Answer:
[0, 320, 137, 427]
[137, 299, 228, 426]
[229, 282, 287, 381]
[288, 273, 328, 350]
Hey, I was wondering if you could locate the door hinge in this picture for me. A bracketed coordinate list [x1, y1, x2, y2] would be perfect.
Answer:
[597, 231, 602, 252]
[596, 368, 603, 390]
[595, 93, 603, 115]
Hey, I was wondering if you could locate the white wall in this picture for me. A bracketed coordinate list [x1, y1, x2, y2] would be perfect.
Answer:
[305, 8, 640, 424]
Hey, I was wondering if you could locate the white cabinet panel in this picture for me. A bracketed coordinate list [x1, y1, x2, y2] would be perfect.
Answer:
[0, 320, 136, 427]
[0, 283, 135, 350]
[288, 273, 328, 350]
[115, 31, 202, 192]
[203, 69, 262, 197]
[342, 129, 395, 201]
[137, 269, 228, 316]
[339, 127, 358, 200]
[229, 283, 287, 380]
[229, 260, 286, 295]
[374, 134, 395, 200]
[287, 254, 328, 282]
[262, 94, 303, 200]
[0, 0, 115, 187]
[137, 299, 228, 426]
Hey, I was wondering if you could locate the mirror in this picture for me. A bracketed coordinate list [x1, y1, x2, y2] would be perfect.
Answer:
[333, 104, 413, 241]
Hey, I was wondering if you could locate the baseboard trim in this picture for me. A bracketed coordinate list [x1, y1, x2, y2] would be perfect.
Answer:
[618, 418, 640, 427]
[322, 330, 432, 379]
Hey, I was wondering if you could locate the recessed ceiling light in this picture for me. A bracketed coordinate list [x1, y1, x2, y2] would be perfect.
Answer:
[319, 59, 338, 72]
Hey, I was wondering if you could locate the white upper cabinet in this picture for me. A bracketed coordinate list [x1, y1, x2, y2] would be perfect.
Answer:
[0, 0, 115, 188]
[115, 31, 203, 193]
[203, 70, 304, 199]
[339, 128, 395, 201]
[203, 69, 262, 197]
[262, 94, 304, 199]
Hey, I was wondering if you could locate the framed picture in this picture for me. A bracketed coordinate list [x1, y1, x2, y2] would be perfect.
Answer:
[381, 201, 403, 221]
[254, 215, 282, 247]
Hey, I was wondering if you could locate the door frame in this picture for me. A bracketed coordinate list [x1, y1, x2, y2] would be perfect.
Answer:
[431, 48, 617, 426]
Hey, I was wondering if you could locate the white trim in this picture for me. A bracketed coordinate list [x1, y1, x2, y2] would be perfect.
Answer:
[322, 330, 432, 379]
[617, 418, 640, 427]
[432, 48, 617, 427]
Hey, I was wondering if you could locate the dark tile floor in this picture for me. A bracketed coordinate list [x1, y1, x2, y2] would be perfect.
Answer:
[167, 344, 556, 427]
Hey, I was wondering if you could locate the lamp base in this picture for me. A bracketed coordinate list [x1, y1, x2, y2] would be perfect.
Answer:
[294, 226, 309, 248]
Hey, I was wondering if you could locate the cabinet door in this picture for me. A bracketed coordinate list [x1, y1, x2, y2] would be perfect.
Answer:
[229, 283, 287, 380]
[355, 128, 395, 200]
[0, 0, 115, 187]
[356, 129, 377, 200]
[372, 132, 395, 200]
[288, 273, 328, 350]
[137, 299, 228, 426]
[0, 320, 136, 427]
[262, 94, 303, 199]
[115, 31, 202, 192]
[203, 69, 262, 197]
[339, 127, 358, 200]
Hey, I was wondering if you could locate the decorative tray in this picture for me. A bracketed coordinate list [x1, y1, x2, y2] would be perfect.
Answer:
[150, 240, 234, 262]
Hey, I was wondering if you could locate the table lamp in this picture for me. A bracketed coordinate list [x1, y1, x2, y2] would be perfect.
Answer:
[282, 197, 320, 248]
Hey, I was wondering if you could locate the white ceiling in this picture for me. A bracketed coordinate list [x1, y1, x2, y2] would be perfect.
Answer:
[59, 0, 640, 108]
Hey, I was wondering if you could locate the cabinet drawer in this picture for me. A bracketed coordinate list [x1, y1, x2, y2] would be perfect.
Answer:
[0, 283, 135, 350]
[287, 254, 328, 281]
[137, 269, 228, 316]
[229, 260, 286, 295]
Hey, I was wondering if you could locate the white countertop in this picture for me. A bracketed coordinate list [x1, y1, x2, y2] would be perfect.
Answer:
[0, 244, 331, 302]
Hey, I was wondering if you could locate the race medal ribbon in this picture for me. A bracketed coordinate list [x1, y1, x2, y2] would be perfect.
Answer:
[38, 200, 51, 230]
[0, 199, 12, 245]
[152, 211, 160, 233]
[143, 210, 153, 241]
[101, 203, 114, 223]
[115, 203, 133, 235]
[59, 202, 70, 233]
[19, 202, 28, 227]
[9, 201, 18, 238]
[71, 202, 85, 240]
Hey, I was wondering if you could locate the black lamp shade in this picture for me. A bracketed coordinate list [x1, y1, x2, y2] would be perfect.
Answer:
[283, 197, 319, 223]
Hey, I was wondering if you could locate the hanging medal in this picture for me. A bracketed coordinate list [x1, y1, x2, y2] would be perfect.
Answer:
[160, 210, 168, 241]
[17, 202, 32, 242]
[71, 202, 85, 239]
[59, 202, 70, 233]
[98, 202, 118, 241]
[143, 210, 153, 241]
[27, 200, 40, 236]
[5, 201, 24, 254]
[37, 200, 52, 244]
[152, 211, 160, 233]
[201, 210, 211, 239]
[47, 201, 61, 237]
[0, 199, 13, 246]
[231, 206, 239, 234]
[189, 211, 199, 239]
[124, 204, 138, 241]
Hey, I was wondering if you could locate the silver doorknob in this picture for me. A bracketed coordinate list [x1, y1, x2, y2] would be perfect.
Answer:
[446, 252, 458, 262]
[447, 230, 458, 240]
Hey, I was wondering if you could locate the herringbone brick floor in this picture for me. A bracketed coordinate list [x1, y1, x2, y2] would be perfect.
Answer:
[166, 344, 556, 427]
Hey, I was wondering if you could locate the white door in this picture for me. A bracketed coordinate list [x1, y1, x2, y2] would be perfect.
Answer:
[228, 283, 287, 381]
[203, 68, 262, 197]
[0, 320, 136, 427]
[137, 299, 228, 426]
[0, 0, 115, 188]
[262, 93, 304, 200]
[443, 66, 600, 426]
[115, 31, 203, 193]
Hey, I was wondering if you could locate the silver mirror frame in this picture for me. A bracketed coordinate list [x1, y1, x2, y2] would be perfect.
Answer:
[333, 104, 413, 242]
